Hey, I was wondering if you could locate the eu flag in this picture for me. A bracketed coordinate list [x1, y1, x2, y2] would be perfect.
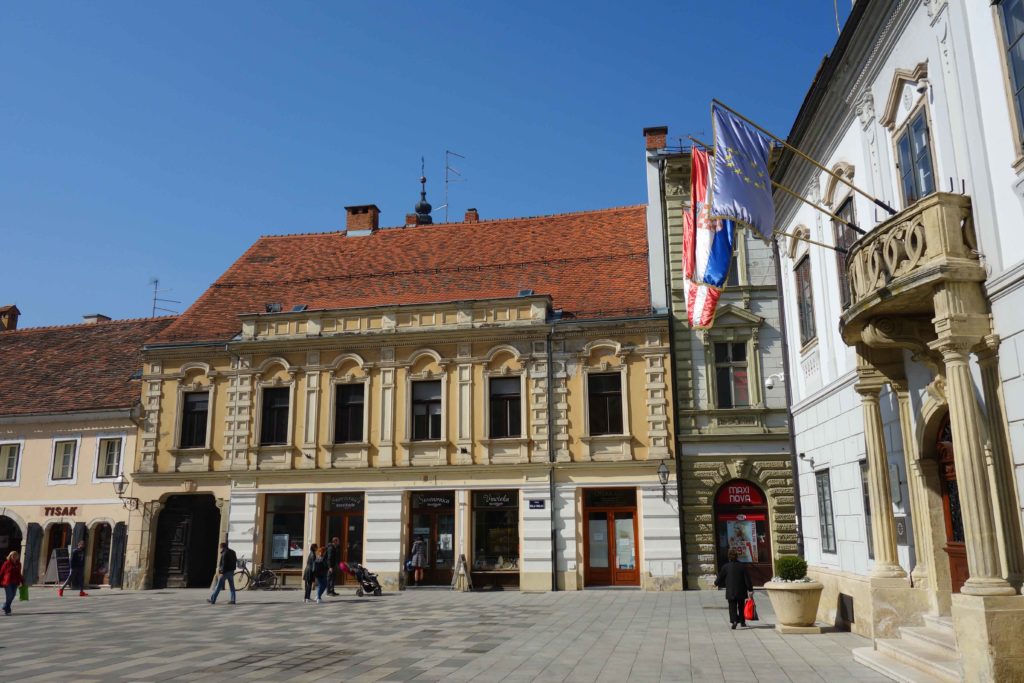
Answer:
[709, 105, 774, 242]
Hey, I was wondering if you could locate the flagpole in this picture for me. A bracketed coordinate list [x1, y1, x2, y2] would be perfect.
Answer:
[688, 136, 865, 236]
[711, 99, 898, 216]
[773, 229, 848, 254]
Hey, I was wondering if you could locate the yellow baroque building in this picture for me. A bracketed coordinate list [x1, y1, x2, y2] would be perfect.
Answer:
[125, 204, 681, 592]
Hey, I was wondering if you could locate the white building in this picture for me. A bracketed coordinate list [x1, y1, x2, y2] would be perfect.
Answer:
[773, 1, 1024, 680]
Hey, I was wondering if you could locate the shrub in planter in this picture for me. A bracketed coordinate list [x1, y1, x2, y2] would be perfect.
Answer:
[765, 556, 822, 631]
[774, 556, 808, 582]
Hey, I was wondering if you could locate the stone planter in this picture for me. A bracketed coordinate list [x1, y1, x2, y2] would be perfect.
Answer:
[764, 580, 824, 634]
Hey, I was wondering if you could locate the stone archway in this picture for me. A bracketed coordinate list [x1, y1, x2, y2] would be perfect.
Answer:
[0, 514, 24, 561]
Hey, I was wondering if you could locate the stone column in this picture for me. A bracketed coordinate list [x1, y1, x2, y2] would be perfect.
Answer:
[933, 340, 1015, 596]
[976, 336, 1024, 591]
[894, 387, 932, 588]
[855, 380, 906, 578]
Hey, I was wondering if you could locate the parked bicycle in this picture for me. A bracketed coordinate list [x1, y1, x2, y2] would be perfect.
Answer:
[233, 557, 278, 590]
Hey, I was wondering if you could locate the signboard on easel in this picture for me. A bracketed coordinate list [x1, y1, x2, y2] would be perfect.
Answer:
[43, 547, 71, 584]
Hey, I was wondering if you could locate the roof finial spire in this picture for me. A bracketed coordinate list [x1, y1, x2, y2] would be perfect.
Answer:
[415, 156, 433, 225]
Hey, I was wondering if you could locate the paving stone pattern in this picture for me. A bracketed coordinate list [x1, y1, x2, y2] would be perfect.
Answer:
[0, 587, 890, 682]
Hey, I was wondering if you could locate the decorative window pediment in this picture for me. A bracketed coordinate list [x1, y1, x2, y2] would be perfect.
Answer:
[879, 62, 929, 131]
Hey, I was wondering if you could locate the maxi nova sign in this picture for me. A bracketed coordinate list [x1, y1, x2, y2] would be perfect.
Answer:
[715, 483, 764, 506]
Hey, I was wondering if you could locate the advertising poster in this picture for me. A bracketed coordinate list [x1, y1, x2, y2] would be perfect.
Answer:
[272, 533, 289, 560]
[726, 520, 757, 563]
[289, 538, 304, 557]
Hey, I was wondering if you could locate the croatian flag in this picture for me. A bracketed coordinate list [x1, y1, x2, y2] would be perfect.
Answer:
[683, 147, 735, 329]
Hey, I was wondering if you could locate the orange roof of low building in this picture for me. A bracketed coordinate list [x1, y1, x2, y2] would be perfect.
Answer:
[151, 205, 651, 344]
[0, 316, 175, 417]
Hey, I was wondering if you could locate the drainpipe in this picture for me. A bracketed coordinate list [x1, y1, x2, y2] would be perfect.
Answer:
[771, 238, 805, 559]
[547, 324, 559, 591]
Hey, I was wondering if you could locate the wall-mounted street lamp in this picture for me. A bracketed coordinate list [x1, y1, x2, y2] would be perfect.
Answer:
[113, 473, 139, 511]
[657, 461, 670, 502]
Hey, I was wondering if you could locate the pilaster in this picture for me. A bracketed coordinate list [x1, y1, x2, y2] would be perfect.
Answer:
[300, 351, 320, 468]
[454, 343, 474, 465]
[225, 354, 253, 471]
[139, 361, 163, 473]
[894, 386, 932, 589]
[378, 347, 396, 467]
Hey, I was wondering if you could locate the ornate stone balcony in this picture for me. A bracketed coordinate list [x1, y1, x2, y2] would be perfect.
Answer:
[840, 193, 983, 343]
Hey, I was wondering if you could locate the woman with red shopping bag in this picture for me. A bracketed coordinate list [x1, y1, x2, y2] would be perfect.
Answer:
[715, 547, 754, 629]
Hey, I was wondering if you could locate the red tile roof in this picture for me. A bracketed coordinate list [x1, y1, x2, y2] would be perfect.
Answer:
[0, 317, 175, 417]
[151, 205, 651, 344]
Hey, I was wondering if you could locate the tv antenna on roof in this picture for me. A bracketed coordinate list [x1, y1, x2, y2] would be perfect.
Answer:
[149, 278, 181, 317]
[443, 150, 466, 223]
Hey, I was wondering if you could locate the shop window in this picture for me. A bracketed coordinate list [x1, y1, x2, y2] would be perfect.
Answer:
[714, 480, 772, 586]
[816, 470, 837, 554]
[860, 461, 874, 560]
[833, 196, 859, 310]
[412, 380, 442, 441]
[52, 440, 76, 480]
[96, 438, 122, 478]
[334, 384, 365, 443]
[795, 256, 816, 346]
[0, 443, 19, 482]
[472, 491, 519, 571]
[1002, 0, 1024, 141]
[714, 342, 749, 409]
[895, 108, 936, 206]
[587, 373, 623, 436]
[179, 391, 209, 449]
[489, 377, 521, 438]
[263, 493, 305, 570]
[260, 387, 290, 446]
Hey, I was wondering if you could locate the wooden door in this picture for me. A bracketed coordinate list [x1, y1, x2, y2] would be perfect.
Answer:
[584, 507, 640, 586]
[89, 523, 112, 585]
[937, 416, 968, 593]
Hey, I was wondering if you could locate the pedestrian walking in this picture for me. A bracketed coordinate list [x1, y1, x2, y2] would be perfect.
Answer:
[207, 542, 238, 605]
[325, 536, 340, 596]
[409, 535, 426, 587]
[302, 543, 317, 603]
[715, 547, 754, 629]
[59, 540, 88, 597]
[313, 545, 329, 603]
[1, 550, 24, 615]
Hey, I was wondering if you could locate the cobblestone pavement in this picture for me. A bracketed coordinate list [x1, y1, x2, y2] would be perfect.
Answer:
[0, 585, 889, 682]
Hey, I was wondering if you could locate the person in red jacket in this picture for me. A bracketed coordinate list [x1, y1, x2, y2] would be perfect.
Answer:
[1, 550, 25, 615]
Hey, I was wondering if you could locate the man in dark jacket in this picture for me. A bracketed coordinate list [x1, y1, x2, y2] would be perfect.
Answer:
[715, 547, 754, 629]
[207, 542, 238, 605]
[325, 537, 340, 596]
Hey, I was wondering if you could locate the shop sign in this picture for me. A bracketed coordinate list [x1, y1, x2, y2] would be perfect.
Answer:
[473, 491, 517, 508]
[327, 493, 364, 511]
[528, 499, 545, 510]
[42, 506, 78, 517]
[715, 482, 765, 506]
[412, 492, 454, 509]
[584, 489, 637, 508]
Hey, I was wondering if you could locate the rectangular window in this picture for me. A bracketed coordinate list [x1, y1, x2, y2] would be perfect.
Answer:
[0, 443, 19, 482]
[52, 440, 76, 480]
[412, 380, 443, 441]
[816, 470, 837, 554]
[260, 387, 291, 446]
[795, 256, 816, 346]
[262, 493, 305, 570]
[896, 108, 936, 206]
[726, 251, 740, 287]
[714, 342, 750, 409]
[334, 384, 365, 443]
[833, 197, 859, 310]
[489, 377, 521, 438]
[861, 461, 874, 560]
[96, 438, 121, 478]
[472, 491, 520, 571]
[1002, 0, 1024, 141]
[587, 373, 623, 436]
[180, 391, 209, 449]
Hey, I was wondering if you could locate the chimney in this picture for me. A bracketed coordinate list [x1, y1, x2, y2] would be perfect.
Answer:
[405, 213, 418, 228]
[344, 205, 381, 234]
[0, 305, 20, 331]
[643, 126, 668, 151]
[464, 208, 479, 223]
[82, 313, 111, 325]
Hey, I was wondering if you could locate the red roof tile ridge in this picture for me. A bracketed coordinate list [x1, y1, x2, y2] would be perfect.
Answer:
[0, 315, 177, 335]
[256, 203, 647, 240]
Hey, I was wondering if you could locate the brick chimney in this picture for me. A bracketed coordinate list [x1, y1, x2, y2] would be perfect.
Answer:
[464, 208, 479, 223]
[344, 205, 380, 234]
[405, 213, 419, 228]
[0, 305, 20, 331]
[82, 313, 111, 325]
[643, 126, 668, 151]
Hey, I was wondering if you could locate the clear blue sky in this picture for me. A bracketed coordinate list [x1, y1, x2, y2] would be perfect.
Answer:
[2, 2, 850, 328]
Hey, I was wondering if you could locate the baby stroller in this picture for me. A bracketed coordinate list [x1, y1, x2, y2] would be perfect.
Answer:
[339, 561, 382, 597]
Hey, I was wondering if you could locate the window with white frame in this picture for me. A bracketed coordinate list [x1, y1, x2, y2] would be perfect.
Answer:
[96, 438, 122, 478]
[895, 107, 936, 206]
[52, 440, 77, 480]
[1000, 0, 1024, 142]
[260, 387, 291, 446]
[714, 342, 750, 409]
[488, 377, 522, 438]
[587, 373, 623, 435]
[816, 469, 837, 554]
[333, 383, 365, 443]
[0, 443, 19, 482]
[794, 256, 816, 346]
[411, 380, 443, 441]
